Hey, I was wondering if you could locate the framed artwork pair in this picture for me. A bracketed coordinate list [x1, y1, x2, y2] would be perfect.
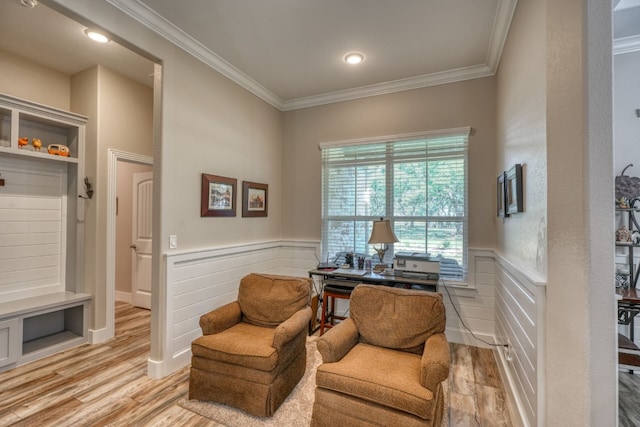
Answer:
[201, 173, 268, 218]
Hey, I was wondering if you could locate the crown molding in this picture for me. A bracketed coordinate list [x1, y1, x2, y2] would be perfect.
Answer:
[614, 35, 640, 55]
[281, 64, 495, 111]
[105, 0, 285, 110]
[106, 0, 511, 112]
[486, 0, 518, 72]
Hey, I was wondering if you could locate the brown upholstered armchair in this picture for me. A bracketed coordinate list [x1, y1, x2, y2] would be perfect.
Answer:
[311, 285, 450, 427]
[189, 273, 312, 417]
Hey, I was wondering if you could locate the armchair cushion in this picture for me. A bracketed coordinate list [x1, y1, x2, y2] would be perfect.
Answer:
[350, 285, 445, 353]
[191, 322, 278, 371]
[238, 273, 311, 327]
[315, 342, 436, 419]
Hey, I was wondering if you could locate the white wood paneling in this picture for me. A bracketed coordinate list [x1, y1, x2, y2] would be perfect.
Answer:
[0, 156, 66, 303]
[494, 253, 546, 427]
[151, 240, 319, 378]
[443, 250, 498, 346]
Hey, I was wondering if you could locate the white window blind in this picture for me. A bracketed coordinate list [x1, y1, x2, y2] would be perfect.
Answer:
[320, 128, 470, 280]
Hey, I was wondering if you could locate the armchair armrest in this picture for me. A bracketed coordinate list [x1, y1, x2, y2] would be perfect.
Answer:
[199, 301, 242, 335]
[316, 318, 359, 363]
[273, 306, 312, 349]
[420, 333, 450, 392]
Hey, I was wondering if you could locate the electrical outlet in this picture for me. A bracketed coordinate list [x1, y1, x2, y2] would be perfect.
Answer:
[169, 234, 177, 249]
[505, 338, 513, 362]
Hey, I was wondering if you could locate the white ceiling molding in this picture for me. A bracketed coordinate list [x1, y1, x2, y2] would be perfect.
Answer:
[282, 65, 494, 111]
[485, 0, 518, 72]
[614, 35, 640, 54]
[105, 0, 285, 109]
[106, 0, 514, 112]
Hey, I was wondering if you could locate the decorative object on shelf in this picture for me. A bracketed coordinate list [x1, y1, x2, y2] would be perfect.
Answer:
[616, 164, 640, 202]
[47, 144, 69, 157]
[497, 171, 507, 217]
[368, 217, 399, 270]
[241, 181, 268, 217]
[357, 256, 365, 269]
[31, 138, 42, 151]
[617, 225, 633, 243]
[618, 197, 630, 209]
[201, 173, 236, 217]
[78, 177, 94, 199]
[18, 137, 28, 149]
[506, 163, 524, 214]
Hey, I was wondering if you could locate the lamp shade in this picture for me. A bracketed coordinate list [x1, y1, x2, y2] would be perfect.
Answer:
[368, 218, 399, 244]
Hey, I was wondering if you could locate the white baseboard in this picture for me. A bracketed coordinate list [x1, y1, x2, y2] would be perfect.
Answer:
[495, 342, 528, 427]
[89, 326, 110, 344]
[115, 291, 132, 304]
[445, 326, 496, 349]
[147, 357, 164, 379]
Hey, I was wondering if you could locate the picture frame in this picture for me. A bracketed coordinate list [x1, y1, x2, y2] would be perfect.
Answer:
[242, 181, 268, 217]
[506, 164, 524, 214]
[201, 173, 236, 217]
[497, 172, 508, 217]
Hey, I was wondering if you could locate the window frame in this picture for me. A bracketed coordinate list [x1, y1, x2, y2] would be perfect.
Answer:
[319, 127, 470, 281]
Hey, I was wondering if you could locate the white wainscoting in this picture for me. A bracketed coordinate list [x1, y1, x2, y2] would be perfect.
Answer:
[444, 249, 498, 347]
[151, 240, 319, 378]
[152, 242, 544, 427]
[0, 156, 67, 303]
[494, 252, 546, 427]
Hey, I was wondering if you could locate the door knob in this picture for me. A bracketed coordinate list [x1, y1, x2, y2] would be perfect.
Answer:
[130, 244, 137, 250]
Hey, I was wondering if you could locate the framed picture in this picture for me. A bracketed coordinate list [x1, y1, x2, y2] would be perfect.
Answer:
[201, 173, 236, 217]
[242, 181, 268, 217]
[497, 172, 507, 217]
[506, 164, 524, 214]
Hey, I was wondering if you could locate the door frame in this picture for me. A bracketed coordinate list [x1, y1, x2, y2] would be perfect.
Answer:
[106, 149, 153, 338]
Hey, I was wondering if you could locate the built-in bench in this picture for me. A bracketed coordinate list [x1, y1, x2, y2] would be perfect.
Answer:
[0, 292, 91, 371]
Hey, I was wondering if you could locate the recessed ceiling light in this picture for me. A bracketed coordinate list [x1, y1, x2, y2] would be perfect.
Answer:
[84, 29, 110, 44]
[344, 52, 365, 65]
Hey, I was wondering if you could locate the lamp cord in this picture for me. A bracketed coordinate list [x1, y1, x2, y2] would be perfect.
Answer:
[441, 278, 507, 348]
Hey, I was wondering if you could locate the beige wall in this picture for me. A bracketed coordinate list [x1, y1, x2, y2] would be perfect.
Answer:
[71, 65, 153, 330]
[495, 0, 547, 277]
[282, 78, 497, 251]
[160, 52, 283, 249]
[0, 49, 70, 110]
[116, 161, 153, 296]
[496, 0, 616, 424]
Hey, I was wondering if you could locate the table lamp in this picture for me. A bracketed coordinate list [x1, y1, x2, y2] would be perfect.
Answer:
[368, 217, 399, 271]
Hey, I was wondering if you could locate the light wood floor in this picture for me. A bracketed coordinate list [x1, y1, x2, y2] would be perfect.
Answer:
[0, 302, 511, 426]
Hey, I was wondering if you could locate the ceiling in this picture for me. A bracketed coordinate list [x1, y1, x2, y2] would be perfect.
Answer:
[0, 0, 639, 111]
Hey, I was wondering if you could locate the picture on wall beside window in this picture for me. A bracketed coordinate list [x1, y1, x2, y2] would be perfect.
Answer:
[242, 181, 268, 217]
[497, 172, 507, 217]
[506, 164, 523, 214]
[201, 173, 236, 217]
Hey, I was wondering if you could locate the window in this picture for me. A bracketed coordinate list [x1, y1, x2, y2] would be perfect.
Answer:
[320, 127, 470, 280]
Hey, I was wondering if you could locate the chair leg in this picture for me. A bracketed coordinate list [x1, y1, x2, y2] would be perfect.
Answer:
[330, 295, 336, 326]
[320, 293, 329, 335]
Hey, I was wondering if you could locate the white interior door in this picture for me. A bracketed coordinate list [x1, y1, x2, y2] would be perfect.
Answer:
[131, 171, 153, 309]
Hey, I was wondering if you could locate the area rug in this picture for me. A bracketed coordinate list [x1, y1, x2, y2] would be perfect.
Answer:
[179, 336, 449, 426]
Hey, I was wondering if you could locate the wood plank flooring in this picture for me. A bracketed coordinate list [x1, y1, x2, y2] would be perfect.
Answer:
[0, 302, 511, 426]
[620, 370, 640, 427]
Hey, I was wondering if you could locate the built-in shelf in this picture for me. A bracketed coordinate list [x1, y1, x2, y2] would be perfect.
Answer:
[0, 93, 90, 371]
[0, 292, 91, 370]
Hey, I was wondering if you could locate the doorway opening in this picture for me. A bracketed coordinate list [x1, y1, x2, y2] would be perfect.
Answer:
[107, 151, 153, 338]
